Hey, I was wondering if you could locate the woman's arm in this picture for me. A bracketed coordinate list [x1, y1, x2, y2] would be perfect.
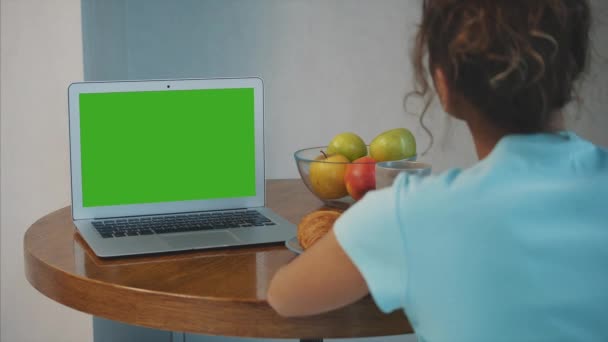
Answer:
[267, 229, 369, 317]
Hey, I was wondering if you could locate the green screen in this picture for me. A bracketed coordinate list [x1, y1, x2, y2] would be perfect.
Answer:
[79, 88, 256, 207]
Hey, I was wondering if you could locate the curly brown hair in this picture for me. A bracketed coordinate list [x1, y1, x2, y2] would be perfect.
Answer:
[412, 0, 591, 140]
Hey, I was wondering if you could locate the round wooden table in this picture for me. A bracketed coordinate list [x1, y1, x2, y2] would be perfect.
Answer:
[24, 179, 412, 341]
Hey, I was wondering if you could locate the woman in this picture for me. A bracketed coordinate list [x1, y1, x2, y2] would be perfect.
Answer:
[268, 0, 608, 341]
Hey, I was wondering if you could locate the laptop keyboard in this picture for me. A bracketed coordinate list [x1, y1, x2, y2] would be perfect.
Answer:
[91, 210, 276, 238]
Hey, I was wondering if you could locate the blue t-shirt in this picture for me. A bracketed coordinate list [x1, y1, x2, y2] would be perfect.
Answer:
[334, 132, 608, 342]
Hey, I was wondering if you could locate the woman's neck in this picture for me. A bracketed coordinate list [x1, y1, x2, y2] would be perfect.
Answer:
[466, 118, 507, 160]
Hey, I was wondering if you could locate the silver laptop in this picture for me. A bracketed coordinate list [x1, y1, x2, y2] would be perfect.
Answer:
[68, 77, 296, 258]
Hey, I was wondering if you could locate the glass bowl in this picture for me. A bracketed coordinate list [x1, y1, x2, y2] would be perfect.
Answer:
[294, 146, 416, 208]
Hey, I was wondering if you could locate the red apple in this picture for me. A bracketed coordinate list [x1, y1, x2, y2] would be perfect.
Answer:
[344, 156, 376, 201]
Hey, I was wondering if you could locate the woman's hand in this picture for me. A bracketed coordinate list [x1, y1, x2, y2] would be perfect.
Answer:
[267, 229, 369, 317]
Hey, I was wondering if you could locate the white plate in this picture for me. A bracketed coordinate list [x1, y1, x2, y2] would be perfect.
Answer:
[285, 236, 304, 254]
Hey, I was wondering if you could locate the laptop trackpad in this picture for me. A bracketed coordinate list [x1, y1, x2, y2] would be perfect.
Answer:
[160, 231, 239, 249]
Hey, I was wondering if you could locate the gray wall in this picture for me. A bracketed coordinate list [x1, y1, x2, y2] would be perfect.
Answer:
[82, 0, 477, 181]
[82, 0, 608, 183]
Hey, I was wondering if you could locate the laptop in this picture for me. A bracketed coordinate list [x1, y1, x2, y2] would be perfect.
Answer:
[68, 77, 296, 258]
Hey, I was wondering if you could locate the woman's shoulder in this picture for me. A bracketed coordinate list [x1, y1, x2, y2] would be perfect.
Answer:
[393, 161, 489, 201]
[400, 132, 608, 197]
[391, 132, 608, 231]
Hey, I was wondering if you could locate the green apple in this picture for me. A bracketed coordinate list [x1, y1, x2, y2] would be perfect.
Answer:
[309, 153, 349, 200]
[370, 128, 416, 162]
[326, 132, 367, 162]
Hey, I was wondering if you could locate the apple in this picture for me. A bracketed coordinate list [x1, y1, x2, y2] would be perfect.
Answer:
[327, 132, 367, 162]
[309, 153, 349, 199]
[370, 128, 416, 162]
[344, 156, 376, 200]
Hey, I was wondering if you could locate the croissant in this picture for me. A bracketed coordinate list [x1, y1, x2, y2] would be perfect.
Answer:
[297, 210, 342, 250]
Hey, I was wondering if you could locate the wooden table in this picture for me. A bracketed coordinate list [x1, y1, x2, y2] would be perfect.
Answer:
[24, 179, 412, 341]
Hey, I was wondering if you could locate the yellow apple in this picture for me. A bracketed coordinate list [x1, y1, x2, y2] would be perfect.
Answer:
[309, 154, 349, 199]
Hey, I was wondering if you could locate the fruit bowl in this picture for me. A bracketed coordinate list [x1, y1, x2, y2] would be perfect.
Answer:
[294, 146, 416, 208]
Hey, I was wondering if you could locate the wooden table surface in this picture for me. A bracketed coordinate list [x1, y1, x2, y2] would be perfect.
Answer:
[24, 179, 411, 339]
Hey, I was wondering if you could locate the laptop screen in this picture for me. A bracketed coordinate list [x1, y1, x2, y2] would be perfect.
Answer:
[78, 88, 256, 208]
